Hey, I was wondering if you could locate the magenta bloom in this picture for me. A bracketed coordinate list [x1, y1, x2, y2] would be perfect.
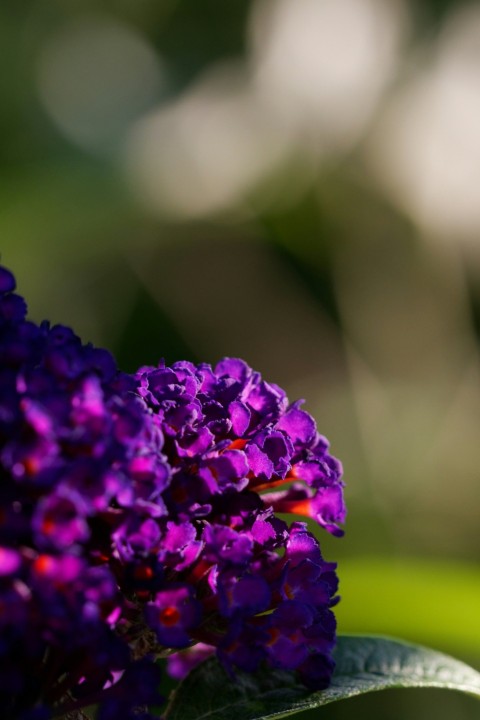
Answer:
[0, 266, 345, 719]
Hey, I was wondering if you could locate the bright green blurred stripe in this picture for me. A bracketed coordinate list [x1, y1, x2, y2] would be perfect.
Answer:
[336, 557, 480, 658]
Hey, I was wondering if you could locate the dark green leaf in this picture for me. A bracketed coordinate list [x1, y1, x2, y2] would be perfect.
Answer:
[164, 635, 480, 720]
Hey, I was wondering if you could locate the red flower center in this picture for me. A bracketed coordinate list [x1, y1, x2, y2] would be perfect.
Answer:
[160, 606, 181, 627]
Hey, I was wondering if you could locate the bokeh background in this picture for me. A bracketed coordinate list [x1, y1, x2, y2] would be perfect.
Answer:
[1, 0, 479, 717]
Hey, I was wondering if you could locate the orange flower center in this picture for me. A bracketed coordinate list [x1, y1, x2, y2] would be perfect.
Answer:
[160, 606, 181, 627]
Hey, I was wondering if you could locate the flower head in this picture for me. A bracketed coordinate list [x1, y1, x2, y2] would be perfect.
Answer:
[130, 358, 346, 685]
[0, 266, 345, 718]
[0, 267, 167, 719]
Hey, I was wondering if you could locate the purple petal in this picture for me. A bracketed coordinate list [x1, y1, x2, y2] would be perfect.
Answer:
[164, 521, 197, 553]
[176, 426, 214, 457]
[245, 443, 274, 479]
[33, 488, 90, 549]
[251, 515, 277, 545]
[267, 634, 308, 670]
[203, 524, 253, 565]
[298, 652, 335, 690]
[215, 358, 250, 383]
[272, 600, 315, 629]
[0, 294, 27, 322]
[167, 643, 215, 680]
[277, 405, 316, 446]
[219, 575, 271, 618]
[293, 457, 342, 487]
[0, 547, 21, 575]
[246, 380, 286, 417]
[229, 400, 251, 436]
[0, 267, 16, 294]
[146, 586, 201, 648]
[203, 450, 249, 491]
[312, 485, 347, 536]
[286, 523, 324, 566]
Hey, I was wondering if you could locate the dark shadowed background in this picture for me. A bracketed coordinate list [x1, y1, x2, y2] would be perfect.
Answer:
[1, 1, 479, 717]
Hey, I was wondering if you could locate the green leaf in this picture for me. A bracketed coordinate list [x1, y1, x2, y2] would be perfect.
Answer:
[335, 558, 480, 656]
[164, 635, 480, 720]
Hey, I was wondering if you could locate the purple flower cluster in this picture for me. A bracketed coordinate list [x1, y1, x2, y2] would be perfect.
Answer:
[134, 358, 345, 687]
[0, 266, 345, 719]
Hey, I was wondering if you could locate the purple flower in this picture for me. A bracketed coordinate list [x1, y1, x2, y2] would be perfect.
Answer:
[32, 487, 91, 549]
[0, 267, 172, 718]
[132, 355, 345, 686]
[203, 524, 253, 565]
[218, 574, 272, 618]
[0, 266, 346, 719]
[146, 586, 201, 647]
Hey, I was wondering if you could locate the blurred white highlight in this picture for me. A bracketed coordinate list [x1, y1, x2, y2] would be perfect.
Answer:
[126, 66, 291, 218]
[37, 16, 164, 152]
[371, 5, 480, 240]
[251, 0, 405, 150]
[126, 0, 405, 219]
